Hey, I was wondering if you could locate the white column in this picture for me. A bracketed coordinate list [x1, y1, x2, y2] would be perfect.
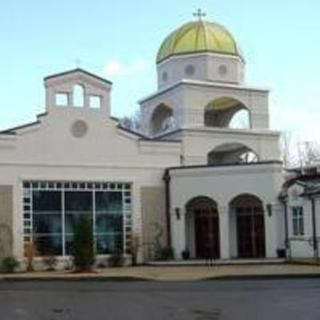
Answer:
[171, 209, 186, 260]
[219, 205, 230, 259]
[265, 203, 278, 258]
[251, 112, 269, 129]
[84, 91, 90, 109]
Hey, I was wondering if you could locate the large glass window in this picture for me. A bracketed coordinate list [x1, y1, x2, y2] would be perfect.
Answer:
[95, 191, 123, 254]
[292, 206, 304, 236]
[32, 191, 63, 255]
[23, 181, 132, 257]
[65, 191, 93, 254]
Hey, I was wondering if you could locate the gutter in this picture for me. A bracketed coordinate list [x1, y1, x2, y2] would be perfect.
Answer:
[163, 169, 172, 247]
[310, 196, 319, 261]
[279, 195, 291, 259]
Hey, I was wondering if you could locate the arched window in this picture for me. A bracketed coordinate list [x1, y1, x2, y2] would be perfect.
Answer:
[73, 84, 84, 107]
[204, 97, 251, 128]
[207, 143, 259, 165]
[150, 104, 176, 135]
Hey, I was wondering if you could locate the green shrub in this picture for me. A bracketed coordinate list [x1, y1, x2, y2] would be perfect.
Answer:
[2, 256, 19, 273]
[72, 216, 95, 272]
[108, 251, 124, 267]
[155, 246, 174, 261]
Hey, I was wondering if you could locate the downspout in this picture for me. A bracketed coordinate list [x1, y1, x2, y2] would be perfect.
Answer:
[163, 169, 172, 247]
[310, 196, 319, 261]
[280, 196, 290, 260]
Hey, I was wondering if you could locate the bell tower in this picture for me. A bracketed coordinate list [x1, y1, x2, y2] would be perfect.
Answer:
[44, 68, 112, 116]
[139, 13, 268, 137]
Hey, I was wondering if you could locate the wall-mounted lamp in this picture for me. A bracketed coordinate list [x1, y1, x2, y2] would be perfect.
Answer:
[175, 207, 181, 220]
[266, 203, 272, 217]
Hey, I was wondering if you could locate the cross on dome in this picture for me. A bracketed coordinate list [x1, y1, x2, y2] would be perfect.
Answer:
[193, 8, 206, 21]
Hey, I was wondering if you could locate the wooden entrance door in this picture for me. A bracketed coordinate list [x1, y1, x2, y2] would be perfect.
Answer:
[195, 209, 220, 259]
[236, 206, 265, 258]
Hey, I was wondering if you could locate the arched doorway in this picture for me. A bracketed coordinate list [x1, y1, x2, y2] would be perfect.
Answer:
[186, 196, 220, 259]
[230, 194, 266, 258]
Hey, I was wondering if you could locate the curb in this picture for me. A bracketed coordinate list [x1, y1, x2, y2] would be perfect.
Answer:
[202, 273, 320, 281]
[1, 274, 320, 282]
[0, 276, 152, 282]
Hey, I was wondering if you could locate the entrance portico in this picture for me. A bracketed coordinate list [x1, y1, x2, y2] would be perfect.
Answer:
[168, 162, 283, 260]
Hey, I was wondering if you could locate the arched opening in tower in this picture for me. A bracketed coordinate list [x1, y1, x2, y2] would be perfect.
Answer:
[207, 143, 259, 165]
[204, 97, 250, 129]
[150, 103, 176, 135]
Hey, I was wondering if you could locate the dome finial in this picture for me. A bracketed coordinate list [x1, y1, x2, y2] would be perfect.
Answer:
[193, 8, 206, 21]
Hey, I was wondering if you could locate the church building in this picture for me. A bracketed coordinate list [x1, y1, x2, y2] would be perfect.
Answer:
[0, 13, 318, 266]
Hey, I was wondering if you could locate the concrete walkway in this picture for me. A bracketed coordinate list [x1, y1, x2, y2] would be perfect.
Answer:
[1, 264, 320, 281]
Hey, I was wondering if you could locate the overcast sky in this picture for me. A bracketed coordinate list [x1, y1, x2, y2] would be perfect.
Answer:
[0, 0, 319, 142]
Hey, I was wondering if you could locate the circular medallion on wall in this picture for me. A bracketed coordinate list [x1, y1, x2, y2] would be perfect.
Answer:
[70, 120, 88, 138]
[218, 64, 228, 76]
[185, 64, 195, 76]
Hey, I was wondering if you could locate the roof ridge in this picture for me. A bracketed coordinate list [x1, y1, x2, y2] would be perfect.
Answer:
[44, 68, 112, 85]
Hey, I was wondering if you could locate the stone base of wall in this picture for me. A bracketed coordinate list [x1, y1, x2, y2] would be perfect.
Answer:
[0, 185, 13, 259]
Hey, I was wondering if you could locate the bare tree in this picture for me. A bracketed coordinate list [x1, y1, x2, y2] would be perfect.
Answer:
[280, 131, 295, 168]
[280, 131, 320, 168]
[297, 141, 320, 167]
[119, 109, 143, 132]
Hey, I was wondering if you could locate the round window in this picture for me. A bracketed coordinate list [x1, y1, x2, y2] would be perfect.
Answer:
[71, 120, 88, 138]
[185, 65, 195, 76]
[218, 64, 228, 76]
[162, 72, 168, 81]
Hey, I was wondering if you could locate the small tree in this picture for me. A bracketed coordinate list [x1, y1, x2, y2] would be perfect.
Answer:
[24, 241, 37, 272]
[72, 215, 95, 272]
[151, 222, 164, 260]
[128, 233, 140, 266]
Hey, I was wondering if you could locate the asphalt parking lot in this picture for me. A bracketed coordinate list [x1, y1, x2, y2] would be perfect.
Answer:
[0, 279, 319, 320]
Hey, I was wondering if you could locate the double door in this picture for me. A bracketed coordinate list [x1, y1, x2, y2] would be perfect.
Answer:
[195, 209, 220, 259]
[236, 207, 265, 258]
